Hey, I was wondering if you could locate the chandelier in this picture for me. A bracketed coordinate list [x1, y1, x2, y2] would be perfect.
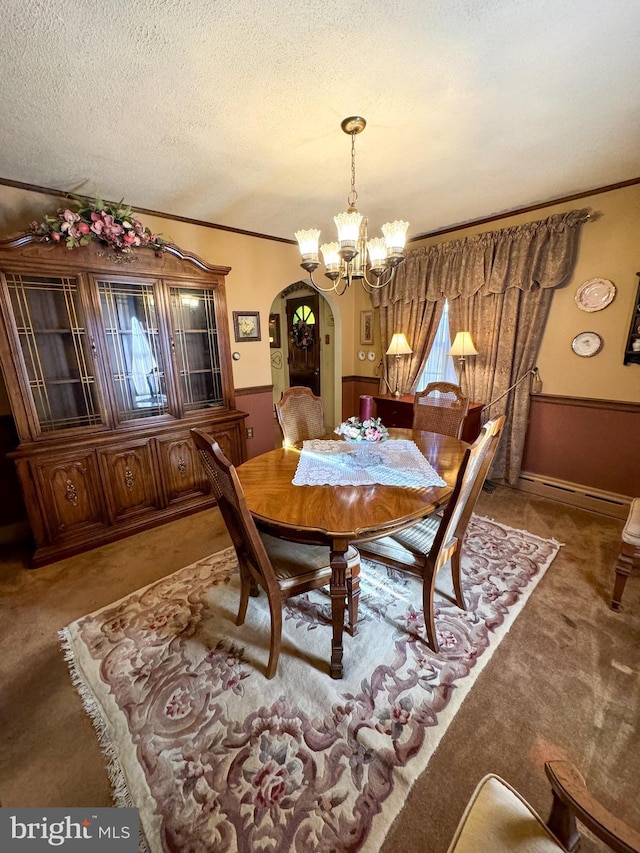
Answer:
[295, 117, 409, 295]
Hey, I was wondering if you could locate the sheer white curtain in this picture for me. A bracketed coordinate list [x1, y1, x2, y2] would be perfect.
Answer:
[415, 300, 457, 391]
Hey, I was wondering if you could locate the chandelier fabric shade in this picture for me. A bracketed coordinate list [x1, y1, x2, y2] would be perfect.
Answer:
[295, 116, 409, 295]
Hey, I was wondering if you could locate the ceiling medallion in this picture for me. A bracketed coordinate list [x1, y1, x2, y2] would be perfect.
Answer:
[295, 117, 409, 296]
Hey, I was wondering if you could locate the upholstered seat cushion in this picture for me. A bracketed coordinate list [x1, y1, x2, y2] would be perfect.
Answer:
[622, 498, 640, 547]
[447, 775, 564, 852]
[260, 533, 359, 590]
[357, 514, 441, 573]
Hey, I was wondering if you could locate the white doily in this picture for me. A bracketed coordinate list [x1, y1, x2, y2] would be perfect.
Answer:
[292, 439, 447, 487]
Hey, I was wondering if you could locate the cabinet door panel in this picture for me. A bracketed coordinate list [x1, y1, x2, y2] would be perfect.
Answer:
[96, 277, 173, 421]
[4, 272, 104, 433]
[99, 442, 159, 521]
[168, 284, 225, 413]
[33, 454, 106, 542]
[156, 434, 208, 505]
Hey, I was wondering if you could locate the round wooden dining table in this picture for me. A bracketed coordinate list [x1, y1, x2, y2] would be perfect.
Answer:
[236, 428, 468, 679]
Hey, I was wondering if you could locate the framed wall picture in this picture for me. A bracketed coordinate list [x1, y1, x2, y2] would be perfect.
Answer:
[268, 313, 281, 348]
[233, 311, 261, 342]
[360, 309, 374, 345]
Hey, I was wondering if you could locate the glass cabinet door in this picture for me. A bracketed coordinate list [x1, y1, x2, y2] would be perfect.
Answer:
[97, 278, 169, 421]
[169, 285, 224, 412]
[6, 272, 103, 432]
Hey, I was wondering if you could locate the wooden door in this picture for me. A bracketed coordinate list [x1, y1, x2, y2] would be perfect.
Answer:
[286, 294, 320, 395]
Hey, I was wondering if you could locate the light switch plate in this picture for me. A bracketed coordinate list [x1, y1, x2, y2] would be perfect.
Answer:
[357, 350, 366, 361]
[367, 351, 376, 361]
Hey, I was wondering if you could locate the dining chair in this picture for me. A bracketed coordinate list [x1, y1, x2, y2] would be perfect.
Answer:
[275, 385, 325, 446]
[191, 428, 360, 678]
[413, 381, 470, 439]
[357, 415, 505, 652]
[447, 759, 640, 853]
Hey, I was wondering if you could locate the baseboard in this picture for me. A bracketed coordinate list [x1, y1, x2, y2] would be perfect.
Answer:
[0, 520, 30, 545]
[515, 471, 631, 520]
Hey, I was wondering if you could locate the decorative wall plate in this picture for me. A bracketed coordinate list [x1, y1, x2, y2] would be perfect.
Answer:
[575, 278, 615, 312]
[571, 331, 602, 357]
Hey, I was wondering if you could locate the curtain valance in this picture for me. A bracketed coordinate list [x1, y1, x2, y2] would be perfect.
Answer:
[370, 208, 591, 308]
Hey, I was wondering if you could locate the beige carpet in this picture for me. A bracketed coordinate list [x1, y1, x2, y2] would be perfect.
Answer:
[59, 516, 559, 852]
[1, 486, 638, 852]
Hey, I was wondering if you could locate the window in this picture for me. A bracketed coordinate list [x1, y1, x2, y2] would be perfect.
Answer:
[292, 305, 315, 326]
[416, 300, 458, 390]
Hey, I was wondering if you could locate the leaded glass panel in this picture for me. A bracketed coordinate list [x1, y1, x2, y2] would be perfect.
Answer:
[6, 273, 102, 431]
[169, 287, 223, 412]
[98, 279, 169, 420]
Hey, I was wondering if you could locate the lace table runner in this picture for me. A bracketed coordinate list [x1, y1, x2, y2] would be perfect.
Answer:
[292, 439, 447, 487]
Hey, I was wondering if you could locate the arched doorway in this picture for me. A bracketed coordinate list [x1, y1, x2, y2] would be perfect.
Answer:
[269, 282, 338, 431]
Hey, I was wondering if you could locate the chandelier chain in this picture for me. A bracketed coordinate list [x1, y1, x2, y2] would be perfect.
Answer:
[348, 132, 358, 208]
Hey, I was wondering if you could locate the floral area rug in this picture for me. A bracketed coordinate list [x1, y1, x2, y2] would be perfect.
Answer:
[60, 515, 560, 853]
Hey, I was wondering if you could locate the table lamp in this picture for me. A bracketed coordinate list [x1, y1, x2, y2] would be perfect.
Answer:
[448, 331, 478, 369]
[386, 332, 413, 397]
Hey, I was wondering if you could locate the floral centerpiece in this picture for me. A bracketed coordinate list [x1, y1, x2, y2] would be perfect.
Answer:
[30, 196, 164, 254]
[335, 416, 389, 442]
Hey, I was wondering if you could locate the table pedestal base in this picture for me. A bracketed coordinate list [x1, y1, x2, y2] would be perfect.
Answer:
[330, 539, 350, 679]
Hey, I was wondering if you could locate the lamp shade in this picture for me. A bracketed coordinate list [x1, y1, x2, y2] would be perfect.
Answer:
[386, 332, 413, 356]
[448, 331, 478, 357]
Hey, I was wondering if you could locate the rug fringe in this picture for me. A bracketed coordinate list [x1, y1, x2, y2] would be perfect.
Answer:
[473, 513, 565, 547]
[58, 628, 150, 853]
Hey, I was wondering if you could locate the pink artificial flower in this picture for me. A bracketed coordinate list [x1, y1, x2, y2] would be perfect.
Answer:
[51, 231, 61, 241]
[77, 222, 90, 235]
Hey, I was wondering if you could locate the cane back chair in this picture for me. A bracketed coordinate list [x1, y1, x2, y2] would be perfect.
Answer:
[358, 416, 505, 652]
[191, 428, 360, 678]
[413, 381, 470, 439]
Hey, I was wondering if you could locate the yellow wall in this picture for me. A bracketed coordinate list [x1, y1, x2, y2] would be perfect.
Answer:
[1, 182, 638, 412]
[0, 185, 359, 412]
[408, 184, 640, 403]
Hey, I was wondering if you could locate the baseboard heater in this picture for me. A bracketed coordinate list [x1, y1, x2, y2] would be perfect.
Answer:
[515, 471, 631, 520]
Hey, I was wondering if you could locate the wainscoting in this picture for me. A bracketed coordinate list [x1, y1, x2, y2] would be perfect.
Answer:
[234, 385, 277, 458]
[519, 394, 639, 514]
[341, 375, 380, 421]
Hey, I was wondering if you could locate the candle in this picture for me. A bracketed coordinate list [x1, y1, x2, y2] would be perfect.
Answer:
[359, 395, 373, 422]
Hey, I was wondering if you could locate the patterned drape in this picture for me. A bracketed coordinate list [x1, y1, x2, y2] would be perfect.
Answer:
[370, 209, 590, 482]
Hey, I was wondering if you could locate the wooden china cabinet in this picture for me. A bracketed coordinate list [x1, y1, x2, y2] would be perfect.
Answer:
[0, 235, 247, 567]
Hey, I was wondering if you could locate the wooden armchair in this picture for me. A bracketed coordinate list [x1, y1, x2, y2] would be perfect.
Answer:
[448, 760, 640, 852]
[357, 416, 505, 652]
[275, 386, 325, 446]
[413, 381, 470, 439]
[191, 429, 360, 678]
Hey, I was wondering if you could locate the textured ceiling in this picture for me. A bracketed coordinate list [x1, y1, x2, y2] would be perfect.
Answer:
[1, 0, 639, 242]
